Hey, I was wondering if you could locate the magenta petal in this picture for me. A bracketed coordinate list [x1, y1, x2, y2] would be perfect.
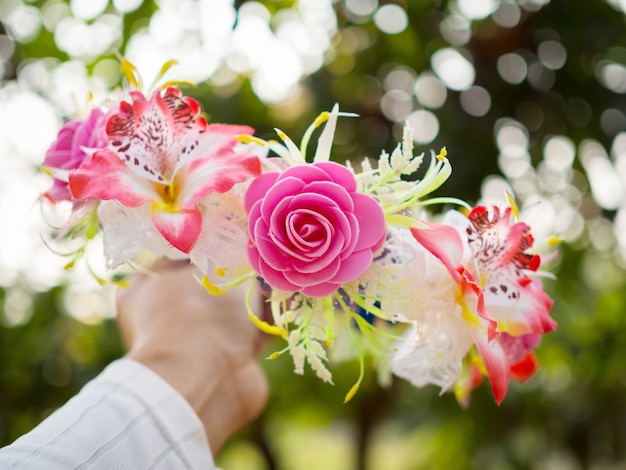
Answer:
[284, 257, 341, 287]
[43, 181, 71, 203]
[261, 177, 305, 221]
[339, 212, 359, 259]
[247, 244, 262, 274]
[254, 229, 292, 271]
[246, 174, 279, 214]
[280, 164, 333, 184]
[247, 201, 262, 236]
[313, 161, 357, 193]
[291, 240, 344, 274]
[330, 249, 373, 284]
[258, 260, 301, 292]
[301, 282, 341, 297]
[302, 181, 353, 212]
[286, 210, 333, 253]
[44, 122, 79, 167]
[323, 205, 351, 238]
[268, 197, 296, 248]
[352, 193, 386, 251]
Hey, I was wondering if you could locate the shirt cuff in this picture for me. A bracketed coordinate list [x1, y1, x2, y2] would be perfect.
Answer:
[92, 358, 218, 469]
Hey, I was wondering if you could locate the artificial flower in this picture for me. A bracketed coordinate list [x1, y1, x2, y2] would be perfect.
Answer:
[68, 86, 261, 254]
[400, 205, 556, 405]
[42, 108, 109, 203]
[245, 161, 386, 297]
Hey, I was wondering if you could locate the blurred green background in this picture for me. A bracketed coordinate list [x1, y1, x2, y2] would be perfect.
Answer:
[1, 0, 626, 468]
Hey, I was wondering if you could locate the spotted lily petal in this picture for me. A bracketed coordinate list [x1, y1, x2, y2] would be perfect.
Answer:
[71, 87, 261, 254]
[69, 149, 157, 206]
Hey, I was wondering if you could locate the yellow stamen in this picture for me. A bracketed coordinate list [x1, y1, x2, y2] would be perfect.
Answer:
[548, 235, 563, 246]
[160, 80, 196, 89]
[237, 134, 267, 146]
[437, 146, 448, 160]
[214, 267, 226, 277]
[158, 59, 178, 79]
[344, 383, 359, 404]
[268, 352, 281, 360]
[314, 111, 330, 128]
[201, 276, 226, 295]
[120, 59, 140, 89]
[247, 311, 288, 339]
[506, 191, 520, 219]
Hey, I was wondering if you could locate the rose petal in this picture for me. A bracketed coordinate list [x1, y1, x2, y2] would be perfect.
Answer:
[258, 258, 301, 292]
[352, 192, 386, 252]
[313, 161, 357, 193]
[302, 181, 353, 212]
[301, 281, 341, 297]
[284, 257, 341, 287]
[279, 164, 333, 184]
[253, 225, 293, 271]
[286, 210, 332, 253]
[262, 177, 306, 222]
[245, 172, 279, 213]
[339, 212, 359, 259]
[329, 249, 373, 283]
[290, 229, 345, 272]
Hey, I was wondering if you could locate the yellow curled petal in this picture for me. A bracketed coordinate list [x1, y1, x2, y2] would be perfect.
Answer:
[247, 311, 288, 339]
[343, 383, 359, 404]
[201, 276, 226, 295]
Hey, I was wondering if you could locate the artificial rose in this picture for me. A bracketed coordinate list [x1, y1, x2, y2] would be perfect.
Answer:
[244, 161, 386, 297]
[43, 108, 109, 203]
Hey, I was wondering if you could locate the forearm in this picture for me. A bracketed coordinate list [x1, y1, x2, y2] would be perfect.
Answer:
[0, 359, 216, 469]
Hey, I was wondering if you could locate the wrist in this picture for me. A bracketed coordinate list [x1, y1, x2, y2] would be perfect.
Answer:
[125, 344, 233, 451]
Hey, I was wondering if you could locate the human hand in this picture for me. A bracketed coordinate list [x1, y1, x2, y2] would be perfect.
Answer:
[116, 260, 269, 452]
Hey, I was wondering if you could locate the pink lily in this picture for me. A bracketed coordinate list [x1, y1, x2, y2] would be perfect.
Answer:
[411, 205, 556, 405]
[455, 332, 542, 407]
[68, 87, 261, 253]
[411, 222, 510, 405]
[465, 206, 556, 336]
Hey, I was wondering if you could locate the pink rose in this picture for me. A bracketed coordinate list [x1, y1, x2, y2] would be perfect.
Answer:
[43, 108, 109, 203]
[244, 161, 386, 297]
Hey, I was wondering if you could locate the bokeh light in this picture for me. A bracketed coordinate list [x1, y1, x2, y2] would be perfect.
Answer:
[459, 86, 491, 117]
[497, 52, 528, 85]
[373, 4, 408, 35]
[431, 48, 475, 91]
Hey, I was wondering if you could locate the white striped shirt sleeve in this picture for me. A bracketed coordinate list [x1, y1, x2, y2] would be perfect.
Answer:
[0, 359, 218, 469]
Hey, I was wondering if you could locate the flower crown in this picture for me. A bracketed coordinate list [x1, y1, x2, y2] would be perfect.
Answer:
[42, 62, 559, 406]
